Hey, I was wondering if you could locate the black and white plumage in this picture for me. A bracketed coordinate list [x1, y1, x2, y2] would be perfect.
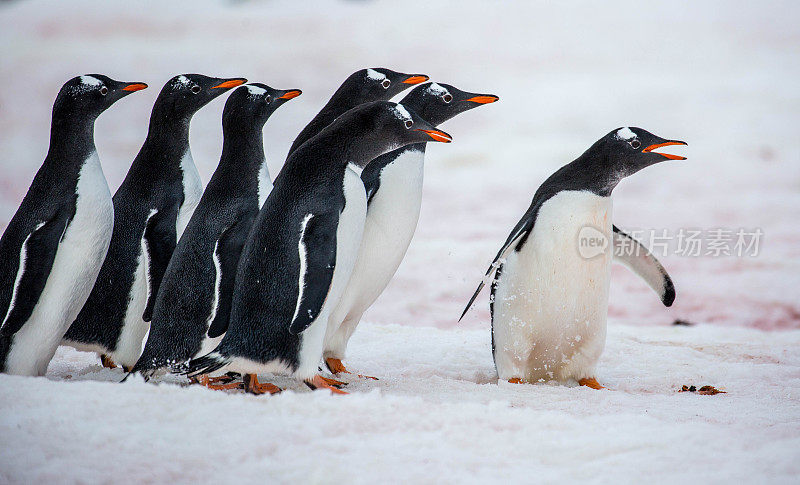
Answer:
[0, 75, 147, 375]
[460, 127, 686, 385]
[186, 101, 452, 391]
[130, 84, 302, 378]
[287, 68, 428, 156]
[324, 83, 499, 372]
[62, 74, 247, 370]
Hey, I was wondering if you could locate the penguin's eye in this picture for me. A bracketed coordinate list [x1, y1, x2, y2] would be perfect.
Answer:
[99, 86, 108, 96]
[442, 93, 453, 103]
[190, 85, 201, 95]
[404, 119, 413, 129]
[630, 139, 641, 149]
[265, 95, 273, 103]
[381, 79, 391, 89]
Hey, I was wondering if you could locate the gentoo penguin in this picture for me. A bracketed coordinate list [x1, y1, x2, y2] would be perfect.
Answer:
[460, 127, 686, 389]
[324, 82, 499, 377]
[287, 68, 428, 156]
[186, 101, 452, 395]
[130, 83, 302, 380]
[62, 74, 246, 371]
[0, 75, 147, 376]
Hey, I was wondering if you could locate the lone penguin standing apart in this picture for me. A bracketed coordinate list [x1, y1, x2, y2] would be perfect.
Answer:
[287, 68, 428, 156]
[130, 83, 302, 380]
[187, 101, 452, 395]
[0, 75, 147, 376]
[460, 127, 686, 389]
[63, 74, 246, 371]
[324, 82, 498, 377]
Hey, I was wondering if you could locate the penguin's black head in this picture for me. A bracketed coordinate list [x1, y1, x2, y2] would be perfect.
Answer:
[337, 101, 452, 165]
[400, 82, 499, 126]
[595, 127, 687, 187]
[156, 74, 248, 117]
[223, 83, 302, 129]
[54, 74, 148, 121]
[342, 68, 429, 103]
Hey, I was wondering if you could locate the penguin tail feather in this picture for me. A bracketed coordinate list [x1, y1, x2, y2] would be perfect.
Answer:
[184, 351, 230, 378]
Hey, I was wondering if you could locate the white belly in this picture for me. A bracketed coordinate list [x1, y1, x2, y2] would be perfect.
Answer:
[5, 153, 114, 376]
[175, 151, 203, 240]
[326, 150, 424, 357]
[257, 159, 272, 208]
[295, 165, 367, 379]
[492, 190, 612, 383]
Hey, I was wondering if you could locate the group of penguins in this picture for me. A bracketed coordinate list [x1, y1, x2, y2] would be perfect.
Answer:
[0, 66, 687, 395]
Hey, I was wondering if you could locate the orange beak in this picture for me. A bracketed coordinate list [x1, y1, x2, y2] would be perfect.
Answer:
[403, 75, 429, 85]
[416, 129, 452, 143]
[122, 83, 148, 92]
[279, 90, 302, 100]
[466, 95, 499, 104]
[642, 141, 687, 160]
[212, 78, 247, 89]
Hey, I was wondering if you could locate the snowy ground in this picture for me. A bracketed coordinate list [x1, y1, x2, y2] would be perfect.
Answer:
[1, 0, 799, 483]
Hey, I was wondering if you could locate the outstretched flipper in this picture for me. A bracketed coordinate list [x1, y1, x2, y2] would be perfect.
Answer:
[289, 212, 339, 335]
[612, 226, 675, 306]
[142, 209, 177, 322]
[0, 205, 74, 336]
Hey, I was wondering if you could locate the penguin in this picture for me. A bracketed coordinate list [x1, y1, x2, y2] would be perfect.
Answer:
[129, 83, 302, 380]
[323, 82, 499, 377]
[186, 101, 452, 395]
[287, 68, 428, 156]
[0, 75, 147, 376]
[459, 127, 686, 389]
[62, 74, 247, 371]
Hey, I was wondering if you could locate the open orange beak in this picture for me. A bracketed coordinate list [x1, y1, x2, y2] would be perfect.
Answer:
[122, 83, 148, 92]
[403, 75, 429, 85]
[279, 90, 302, 100]
[416, 129, 452, 143]
[212, 78, 247, 89]
[466, 95, 499, 104]
[642, 141, 687, 160]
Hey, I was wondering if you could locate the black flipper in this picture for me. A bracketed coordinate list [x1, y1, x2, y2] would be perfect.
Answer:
[288, 212, 339, 335]
[458, 214, 534, 321]
[207, 220, 249, 339]
[612, 225, 676, 306]
[142, 209, 177, 322]
[0, 205, 74, 336]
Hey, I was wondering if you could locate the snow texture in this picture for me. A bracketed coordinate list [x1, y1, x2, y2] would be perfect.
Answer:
[1, 0, 799, 482]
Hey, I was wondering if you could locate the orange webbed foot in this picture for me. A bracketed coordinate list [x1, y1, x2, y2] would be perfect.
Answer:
[579, 377, 605, 390]
[199, 374, 244, 391]
[242, 374, 281, 395]
[100, 354, 116, 369]
[307, 375, 348, 395]
[325, 358, 379, 380]
[507, 377, 528, 384]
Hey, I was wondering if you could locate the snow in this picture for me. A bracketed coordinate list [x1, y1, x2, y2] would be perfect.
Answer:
[1, 0, 799, 482]
[1, 323, 799, 483]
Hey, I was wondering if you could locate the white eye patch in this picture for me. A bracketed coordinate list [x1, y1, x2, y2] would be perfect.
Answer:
[70, 75, 103, 94]
[366, 68, 387, 81]
[615, 127, 636, 140]
[393, 103, 412, 122]
[426, 83, 449, 96]
[174, 75, 191, 90]
[245, 85, 267, 97]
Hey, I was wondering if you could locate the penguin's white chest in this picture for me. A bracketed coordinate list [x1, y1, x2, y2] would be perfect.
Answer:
[176, 151, 203, 240]
[492, 190, 613, 383]
[5, 152, 113, 376]
[327, 150, 424, 349]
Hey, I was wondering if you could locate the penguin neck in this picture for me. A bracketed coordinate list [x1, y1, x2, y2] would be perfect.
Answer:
[218, 123, 267, 178]
[561, 145, 621, 197]
[143, 105, 192, 161]
[47, 112, 97, 166]
[367, 143, 426, 173]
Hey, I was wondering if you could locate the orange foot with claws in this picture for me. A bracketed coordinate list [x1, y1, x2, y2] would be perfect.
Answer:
[100, 354, 116, 369]
[197, 374, 243, 391]
[242, 374, 281, 395]
[579, 377, 605, 390]
[306, 375, 348, 395]
[324, 357, 378, 380]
